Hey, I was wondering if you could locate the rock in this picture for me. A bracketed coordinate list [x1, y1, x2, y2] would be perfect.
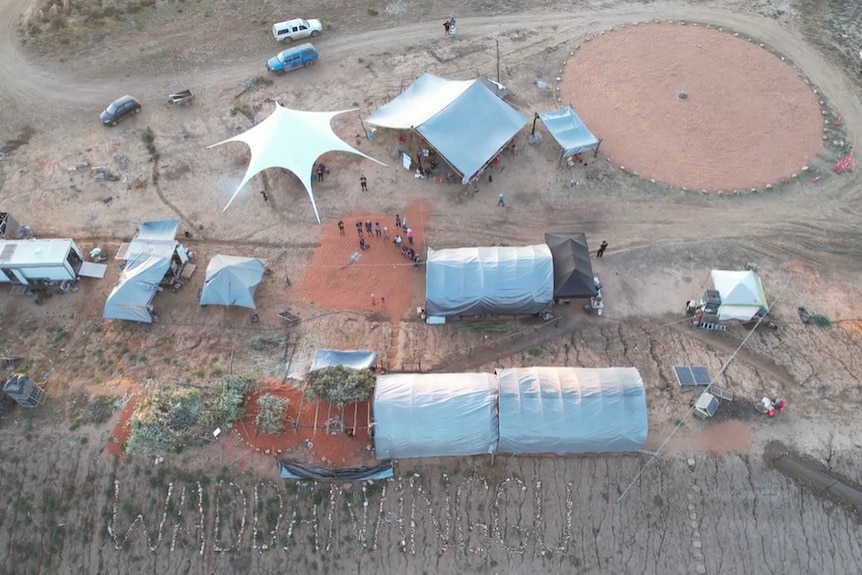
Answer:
[751, 188, 756, 192]
[649, 179, 656, 184]
[687, 458, 696, 469]
[46, 4, 59, 19]
[765, 184, 772, 189]
[791, 173, 797, 178]
[802, 166, 809, 171]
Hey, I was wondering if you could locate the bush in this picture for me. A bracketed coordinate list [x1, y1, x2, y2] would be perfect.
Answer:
[304, 366, 375, 407]
[249, 335, 285, 352]
[127, 386, 202, 453]
[255, 394, 289, 435]
[126, 374, 256, 453]
[203, 374, 255, 428]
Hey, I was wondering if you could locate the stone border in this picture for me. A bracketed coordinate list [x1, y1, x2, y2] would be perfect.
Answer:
[552, 19, 849, 196]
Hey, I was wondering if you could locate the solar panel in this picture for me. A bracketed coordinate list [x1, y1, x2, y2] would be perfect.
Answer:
[674, 366, 696, 387]
[674, 366, 711, 387]
[691, 366, 711, 385]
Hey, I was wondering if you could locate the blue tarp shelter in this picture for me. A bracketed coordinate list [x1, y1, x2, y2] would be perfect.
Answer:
[538, 107, 600, 158]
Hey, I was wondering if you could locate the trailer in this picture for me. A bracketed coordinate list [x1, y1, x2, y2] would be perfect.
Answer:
[0, 239, 85, 285]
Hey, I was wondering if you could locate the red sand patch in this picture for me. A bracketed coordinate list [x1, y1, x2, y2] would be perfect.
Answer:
[235, 385, 375, 468]
[697, 419, 752, 454]
[561, 23, 822, 190]
[106, 396, 138, 457]
[298, 199, 432, 324]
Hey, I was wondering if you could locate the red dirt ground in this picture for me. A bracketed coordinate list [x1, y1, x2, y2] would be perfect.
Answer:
[234, 384, 375, 468]
[298, 199, 433, 324]
[106, 396, 138, 456]
[560, 23, 823, 190]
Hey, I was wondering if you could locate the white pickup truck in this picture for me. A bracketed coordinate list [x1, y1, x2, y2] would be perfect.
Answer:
[272, 18, 322, 42]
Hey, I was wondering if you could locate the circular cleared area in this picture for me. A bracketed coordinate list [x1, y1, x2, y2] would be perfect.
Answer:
[560, 23, 824, 190]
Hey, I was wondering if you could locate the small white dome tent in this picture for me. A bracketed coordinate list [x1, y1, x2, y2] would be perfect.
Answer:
[372, 373, 499, 459]
[496, 367, 648, 455]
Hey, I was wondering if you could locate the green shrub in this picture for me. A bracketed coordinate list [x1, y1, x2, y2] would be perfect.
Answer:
[304, 366, 375, 407]
[126, 374, 256, 453]
[249, 335, 285, 352]
[255, 394, 289, 435]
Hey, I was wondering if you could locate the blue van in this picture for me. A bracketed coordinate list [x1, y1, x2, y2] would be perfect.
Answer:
[266, 43, 318, 73]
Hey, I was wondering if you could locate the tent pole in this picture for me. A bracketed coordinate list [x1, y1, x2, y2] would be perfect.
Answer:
[357, 115, 369, 138]
[531, 113, 539, 136]
[496, 39, 501, 83]
[594, 138, 603, 158]
[409, 126, 414, 156]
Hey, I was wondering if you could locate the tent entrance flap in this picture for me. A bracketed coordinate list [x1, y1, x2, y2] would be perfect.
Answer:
[78, 261, 108, 279]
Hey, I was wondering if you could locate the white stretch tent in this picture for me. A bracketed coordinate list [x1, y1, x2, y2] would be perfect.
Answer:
[365, 73, 527, 183]
[538, 107, 600, 158]
[309, 349, 378, 372]
[373, 373, 499, 459]
[496, 367, 649, 455]
[425, 245, 554, 317]
[199, 255, 265, 309]
[103, 254, 171, 322]
[710, 270, 769, 321]
[209, 103, 386, 223]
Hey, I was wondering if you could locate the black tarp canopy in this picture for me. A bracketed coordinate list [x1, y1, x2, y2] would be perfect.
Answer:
[544, 232, 595, 298]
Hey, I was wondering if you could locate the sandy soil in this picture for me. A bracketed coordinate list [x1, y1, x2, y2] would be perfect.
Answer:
[1, 0, 862, 573]
[561, 22, 825, 190]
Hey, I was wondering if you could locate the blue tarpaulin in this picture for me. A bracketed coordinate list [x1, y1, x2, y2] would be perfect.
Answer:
[538, 107, 600, 158]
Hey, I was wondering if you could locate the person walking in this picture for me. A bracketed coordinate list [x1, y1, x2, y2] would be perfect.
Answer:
[371, 293, 376, 305]
[383, 226, 389, 240]
[355, 221, 363, 237]
[338, 220, 345, 235]
[406, 228, 414, 244]
[316, 163, 325, 182]
[260, 190, 268, 203]
[401, 216, 408, 230]
[365, 220, 372, 234]
[597, 240, 608, 258]
[395, 214, 402, 229]
[497, 193, 505, 207]
[380, 297, 385, 308]
[374, 222, 381, 237]
[443, 20, 450, 36]
[360, 175, 368, 192]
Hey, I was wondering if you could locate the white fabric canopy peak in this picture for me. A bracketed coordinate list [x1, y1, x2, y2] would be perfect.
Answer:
[208, 103, 386, 223]
[710, 269, 769, 321]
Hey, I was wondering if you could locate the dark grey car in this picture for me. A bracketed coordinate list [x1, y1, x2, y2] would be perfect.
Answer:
[100, 95, 141, 126]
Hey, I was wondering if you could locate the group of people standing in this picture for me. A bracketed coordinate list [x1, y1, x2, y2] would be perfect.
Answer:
[336, 214, 419, 268]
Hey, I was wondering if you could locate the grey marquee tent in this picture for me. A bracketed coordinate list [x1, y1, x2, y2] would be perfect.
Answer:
[544, 232, 595, 298]
[496, 367, 648, 455]
[199, 255, 265, 309]
[365, 73, 527, 183]
[425, 245, 554, 317]
[373, 373, 499, 459]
